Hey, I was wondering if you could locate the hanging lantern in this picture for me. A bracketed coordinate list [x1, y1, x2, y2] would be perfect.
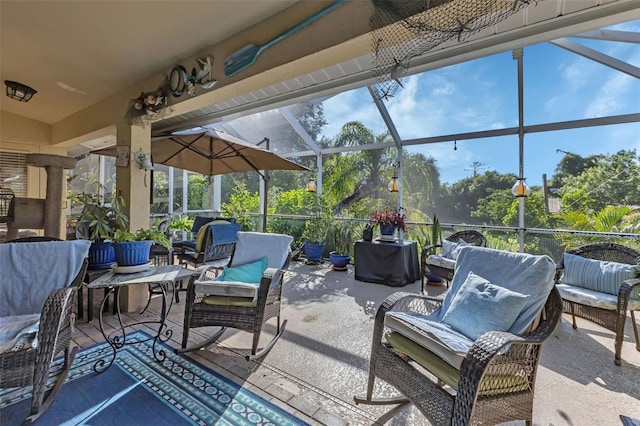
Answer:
[306, 178, 316, 192]
[511, 178, 530, 197]
[388, 171, 400, 193]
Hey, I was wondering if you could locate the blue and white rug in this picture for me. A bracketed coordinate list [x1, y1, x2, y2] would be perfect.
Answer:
[0, 331, 309, 426]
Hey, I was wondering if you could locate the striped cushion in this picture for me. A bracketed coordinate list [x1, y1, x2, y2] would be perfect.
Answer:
[561, 253, 639, 300]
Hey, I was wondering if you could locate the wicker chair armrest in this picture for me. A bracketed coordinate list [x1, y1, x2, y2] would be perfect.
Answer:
[554, 263, 564, 283]
[618, 278, 640, 307]
[454, 331, 532, 424]
[420, 244, 441, 260]
[371, 293, 443, 353]
[257, 268, 285, 301]
[194, 264, 225, 281]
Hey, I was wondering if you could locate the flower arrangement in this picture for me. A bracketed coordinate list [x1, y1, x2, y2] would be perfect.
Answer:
[371, 208, 407, 231]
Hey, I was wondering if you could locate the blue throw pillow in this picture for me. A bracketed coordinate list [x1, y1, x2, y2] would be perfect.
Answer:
[442, 271, 530, 340]
[562, 253, 640, 299]
[219, 256, 267, 284]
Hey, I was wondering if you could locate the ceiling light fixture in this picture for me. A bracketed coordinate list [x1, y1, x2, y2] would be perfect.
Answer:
[5, 80, 37, 102]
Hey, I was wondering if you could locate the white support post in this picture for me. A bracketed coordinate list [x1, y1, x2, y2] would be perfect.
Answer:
[213, 175, 221, 213]
[316, 154, 323, 199]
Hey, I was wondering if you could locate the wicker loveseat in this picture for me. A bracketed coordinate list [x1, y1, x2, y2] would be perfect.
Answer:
[421, 230, 486, 292]
[555, 242, 640, 366]
[0, 240, 89, 423]
[356, 246, 562, 425]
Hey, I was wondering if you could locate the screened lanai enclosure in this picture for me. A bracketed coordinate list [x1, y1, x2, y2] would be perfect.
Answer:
[62, 6, 640, 259]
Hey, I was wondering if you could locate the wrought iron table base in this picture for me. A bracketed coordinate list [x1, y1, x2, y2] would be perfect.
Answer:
[93, 281, 175, 373]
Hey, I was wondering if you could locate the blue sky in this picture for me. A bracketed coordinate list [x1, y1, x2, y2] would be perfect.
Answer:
[319, 20, 640, 187]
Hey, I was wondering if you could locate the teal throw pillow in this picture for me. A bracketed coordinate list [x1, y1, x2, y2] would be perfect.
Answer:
[219, 256, 267, 284]
[562, 253, 639, 299]
[442, 271, 530, 340]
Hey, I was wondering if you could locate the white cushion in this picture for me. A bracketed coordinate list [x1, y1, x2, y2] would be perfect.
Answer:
[0, 314, 40, 353]
[195, 279, 258, 299]
[557, 283, 640, 310]
[385, 311, 473, 369]
[426, 255, 456, 270]
[232, 232, 293, 269]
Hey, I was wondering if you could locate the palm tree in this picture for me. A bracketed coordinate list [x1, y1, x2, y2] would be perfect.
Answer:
[324, 121, 395, 213]
[557, 205, 638, 248]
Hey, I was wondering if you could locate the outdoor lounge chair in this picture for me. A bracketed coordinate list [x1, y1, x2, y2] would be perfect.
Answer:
[174, 219, 239, 269]
[179, 231, 293, 359]
[555, 242, 640, 366]
[0, 240, 90, 423]
[355, 246, 562, 425]
[421, 230, 486, 292]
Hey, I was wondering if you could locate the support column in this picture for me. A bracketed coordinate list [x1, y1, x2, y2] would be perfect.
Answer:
[24, 154, 77, 239]
[116, 122, 152, 312]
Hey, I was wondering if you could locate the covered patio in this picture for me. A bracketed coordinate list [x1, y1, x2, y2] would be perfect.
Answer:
[2, 1, 640, 424]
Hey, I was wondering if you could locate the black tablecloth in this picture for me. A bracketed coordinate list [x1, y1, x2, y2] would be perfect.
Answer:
[354, 239, 420, 287]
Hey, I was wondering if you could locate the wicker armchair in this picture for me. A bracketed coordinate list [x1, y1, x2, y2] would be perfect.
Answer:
[0, 240, 89, 424]
[356, 247, 562, 425]
[421, 230, 486, 292]
[555, 242, 640, 366]
[179, 232, 293, 360]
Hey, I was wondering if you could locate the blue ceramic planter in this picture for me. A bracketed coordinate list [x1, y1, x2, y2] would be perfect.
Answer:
[304, 242, 325, 261]
[112, 240, 152, 266]
[88, 242, 115, 269]
[329, 252, 350, 269]
[380, 225, 396, 236]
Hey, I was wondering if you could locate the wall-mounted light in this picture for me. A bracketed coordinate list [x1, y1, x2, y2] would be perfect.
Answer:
[388, 165, 400, 192]
[511, 178, 530, 197]
[134, 149, 154, 170]
[306, 178, 316, 193]
[134, 149, 154, 187]
[5, 80, 37, 102]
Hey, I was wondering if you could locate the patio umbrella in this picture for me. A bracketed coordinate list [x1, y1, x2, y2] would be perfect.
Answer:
[93, 129, 309, 230]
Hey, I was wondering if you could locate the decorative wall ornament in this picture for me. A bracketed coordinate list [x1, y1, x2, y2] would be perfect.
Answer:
[125, 78, 172, 126]
[369, 0, 543, 100]
[169, 55, 216, 98]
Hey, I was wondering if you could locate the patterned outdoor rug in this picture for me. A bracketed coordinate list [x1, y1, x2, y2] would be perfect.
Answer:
[0, 331, 308, 425]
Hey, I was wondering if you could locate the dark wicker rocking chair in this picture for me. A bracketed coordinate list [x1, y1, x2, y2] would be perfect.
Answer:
[179, 232, 293, 360]
[0, 240, 88, 424]
[421, 230, 486, 292]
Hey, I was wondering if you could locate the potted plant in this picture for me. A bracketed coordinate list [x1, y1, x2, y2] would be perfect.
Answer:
[302, 195, 332, 262]
[70, 187, 129, 269]
[371, 208, 407, 239]
[329, 221, 353, 270]
[112, 228, 171, 267]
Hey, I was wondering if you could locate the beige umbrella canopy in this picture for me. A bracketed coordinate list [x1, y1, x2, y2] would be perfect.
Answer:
[94, 130, 308, 176]
[93, 129, 309, 230]
[152, 130, 308, 176]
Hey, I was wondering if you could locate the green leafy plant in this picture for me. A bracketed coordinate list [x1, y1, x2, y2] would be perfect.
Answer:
[70, 186, 129, 242]
[167, 215, 193, 232]
[302, 195, 332, 244]
[113, 228, 171, 249]
[332, 221, 353, 255]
